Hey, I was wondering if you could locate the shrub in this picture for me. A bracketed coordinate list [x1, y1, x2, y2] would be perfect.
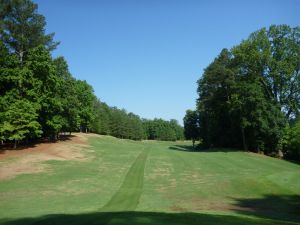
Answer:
[283, 121, 300, 161]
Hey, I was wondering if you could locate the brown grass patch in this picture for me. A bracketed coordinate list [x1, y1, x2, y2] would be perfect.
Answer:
[190, 199, 238, 211]
[0, 133, 93, 180]
[170, 204, 188, 212]
[169, 197, 248, 213]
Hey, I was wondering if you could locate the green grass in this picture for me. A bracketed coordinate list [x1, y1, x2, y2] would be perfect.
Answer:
[101, 147, 149, 212]
[0, 134, 300, 225]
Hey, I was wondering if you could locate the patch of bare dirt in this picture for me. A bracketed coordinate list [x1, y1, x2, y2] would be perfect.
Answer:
[246, 151, 272, 159]
[0, 133, 93, 180]
[175, 198, 249, 213]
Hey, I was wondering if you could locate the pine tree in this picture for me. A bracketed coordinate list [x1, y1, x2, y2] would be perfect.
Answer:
[0, 0, 59, 63]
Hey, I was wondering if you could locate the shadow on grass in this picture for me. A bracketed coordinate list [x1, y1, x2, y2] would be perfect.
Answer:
[169, 145, 300, 165]
[0, 135, 75, 152]
[0, 143, 38, 152]
[169, 145, 240, 153]
[233, 194, 300, 223]
[0, 211, 298, 225]
[168, 145, 196, 152]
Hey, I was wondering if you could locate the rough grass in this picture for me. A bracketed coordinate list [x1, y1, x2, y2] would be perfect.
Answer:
[0, 134, 299, 225]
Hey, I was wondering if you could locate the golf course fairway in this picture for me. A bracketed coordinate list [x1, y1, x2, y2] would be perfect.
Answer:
[0, 133, 299, 225]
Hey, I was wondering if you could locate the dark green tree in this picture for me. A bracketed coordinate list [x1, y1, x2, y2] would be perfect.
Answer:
[92, 100, 111, 135]
[283, 121, 300, 160]
[75, 80, 96, 133]
[0, 0, 59, 63]
[233, 25, 300, 120]
[0, 100, 41, 148]
[197, 49, 237, 148]
[53, 57, 80, 134]
[195, 25, 298, 154]
[142, 118, 181, 141]
[183, 110, 199, 148]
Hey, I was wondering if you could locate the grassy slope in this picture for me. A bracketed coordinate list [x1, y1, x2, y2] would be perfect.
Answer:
[0, 134, 299, 225]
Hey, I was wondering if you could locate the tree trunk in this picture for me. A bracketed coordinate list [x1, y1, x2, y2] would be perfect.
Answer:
[241, 127, 248, 151]
[14, 140, 17, 149]
[20, 52, 23, 64]
[192, 139, 195, 149]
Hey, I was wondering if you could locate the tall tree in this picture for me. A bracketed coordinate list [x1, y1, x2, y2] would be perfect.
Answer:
[197, 49, 237, 148]
[195, 25, 298, 154]
[0, 0, 59, 63]
[53, 57, 80, 133]
[283, 120, 300, 160]
[0, 100, 41, 148]
[92, 100, 111, 135]
[26, 46, 63, 140]
[75, 80, 96, 133]
[183, 110, 199, 148]
[233, 25, 300, 120]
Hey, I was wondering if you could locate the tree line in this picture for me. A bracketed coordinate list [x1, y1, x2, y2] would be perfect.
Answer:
[184, 25, 300, 160]
[0, 0, 183, 148]
[92, 101, 184, 141]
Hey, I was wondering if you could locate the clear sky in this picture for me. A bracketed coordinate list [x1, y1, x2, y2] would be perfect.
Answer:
[34, 0, 299, 124]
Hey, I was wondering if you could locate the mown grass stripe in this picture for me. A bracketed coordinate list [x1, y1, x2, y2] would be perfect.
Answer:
[101, 147, 149, 212]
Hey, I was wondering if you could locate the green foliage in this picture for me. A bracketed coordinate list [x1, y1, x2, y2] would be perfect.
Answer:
[170, 119, 185, 140]
[195, 25, 299, 156]
[91, 99, 183, 141]
[143, 118, 183, 141]
[0, 0, 108, 144]
[52, 57, 80, 133]
[183, 110, 199, 146]
[0, 0, 96, 143]
[197, 48, 239, 148]
[0, 0, 59, 62]
[230, 80, 286, 152]
[92, 100, 111, 135]
[233, 25, 300, 120]
[0, 100, 42, 147]
[75, 80, 95, 133]
[125, 113, 145, 140]
[283, 121, 300, 160]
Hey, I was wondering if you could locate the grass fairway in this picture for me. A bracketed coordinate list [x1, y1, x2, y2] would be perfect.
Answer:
[0, 134, 300, 225]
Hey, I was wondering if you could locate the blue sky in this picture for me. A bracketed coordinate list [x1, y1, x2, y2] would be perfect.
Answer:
[34, 0, 299, 124]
